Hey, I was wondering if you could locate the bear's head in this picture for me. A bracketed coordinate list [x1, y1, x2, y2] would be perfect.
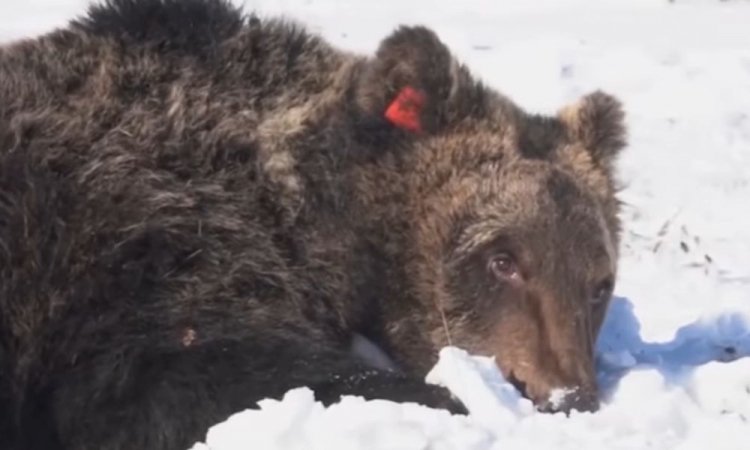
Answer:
[353, 26, 625, 414]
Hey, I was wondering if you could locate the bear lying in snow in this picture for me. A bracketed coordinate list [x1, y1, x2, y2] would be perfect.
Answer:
[0, 0, 627, 448]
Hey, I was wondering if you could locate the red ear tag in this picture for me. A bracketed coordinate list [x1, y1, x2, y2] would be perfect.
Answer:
[384, 86, 426, 133]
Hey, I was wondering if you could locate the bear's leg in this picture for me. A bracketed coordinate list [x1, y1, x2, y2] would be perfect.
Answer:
[306, 363, 466, 414]
[46, 333, 463, 450]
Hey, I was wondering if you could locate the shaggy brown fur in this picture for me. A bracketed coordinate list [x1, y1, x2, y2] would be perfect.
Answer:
[0, 0, 627, 449]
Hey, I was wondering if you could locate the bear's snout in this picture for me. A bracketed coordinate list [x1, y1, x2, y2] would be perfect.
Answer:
[506, 368, 599, 414]
[535, 386, 599, 414]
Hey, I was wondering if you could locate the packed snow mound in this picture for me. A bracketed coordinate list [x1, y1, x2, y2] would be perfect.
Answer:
[191, 347, 750, 450]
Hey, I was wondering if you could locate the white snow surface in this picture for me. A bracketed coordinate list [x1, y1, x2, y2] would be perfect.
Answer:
[3, 0, 750, 449]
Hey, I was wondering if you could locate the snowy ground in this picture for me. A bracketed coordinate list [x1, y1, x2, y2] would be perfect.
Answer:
[2, 0, 750, 449]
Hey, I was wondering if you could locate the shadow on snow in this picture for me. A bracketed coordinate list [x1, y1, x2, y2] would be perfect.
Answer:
[595, 296, 750, 396]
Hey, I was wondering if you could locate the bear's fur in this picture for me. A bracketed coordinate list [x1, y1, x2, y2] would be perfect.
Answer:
[0, 0, 627, 449]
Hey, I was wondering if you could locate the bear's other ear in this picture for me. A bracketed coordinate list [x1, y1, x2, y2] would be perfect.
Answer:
[355, 26, 456, 135]
[558, 91, 627, 168]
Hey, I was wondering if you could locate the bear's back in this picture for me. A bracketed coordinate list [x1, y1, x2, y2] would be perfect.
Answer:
[0, 0, 347, 176]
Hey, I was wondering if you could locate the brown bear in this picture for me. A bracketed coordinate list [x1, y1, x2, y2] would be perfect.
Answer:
[0, 0, 626, 449]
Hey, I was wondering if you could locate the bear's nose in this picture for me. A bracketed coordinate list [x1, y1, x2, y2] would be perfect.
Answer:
[535, 387, 599, 414]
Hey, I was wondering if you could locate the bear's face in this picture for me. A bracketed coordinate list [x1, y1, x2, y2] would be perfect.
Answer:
[403, 114, 622, 413]
[436, 161, 617, 411]
[355, 26, 625, 413]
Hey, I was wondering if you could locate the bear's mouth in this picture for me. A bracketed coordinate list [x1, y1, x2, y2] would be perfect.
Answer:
[507, 368, 599, 414]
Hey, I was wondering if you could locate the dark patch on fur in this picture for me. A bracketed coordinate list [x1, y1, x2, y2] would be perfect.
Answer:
[519, 115, 566, 159]
[545, 168, 584, 213]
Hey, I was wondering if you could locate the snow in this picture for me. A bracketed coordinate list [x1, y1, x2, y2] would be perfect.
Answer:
[2, 0, 750, 449]
[188, 348, 750, 450]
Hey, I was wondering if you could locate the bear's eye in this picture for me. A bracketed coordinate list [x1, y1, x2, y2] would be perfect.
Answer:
[487, 253, 521, 281]
[592, 279, 614, 306]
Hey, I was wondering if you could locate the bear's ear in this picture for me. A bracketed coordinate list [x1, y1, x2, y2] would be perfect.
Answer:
[558, 91, 627, 168]
[354, 26, 457, 135]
